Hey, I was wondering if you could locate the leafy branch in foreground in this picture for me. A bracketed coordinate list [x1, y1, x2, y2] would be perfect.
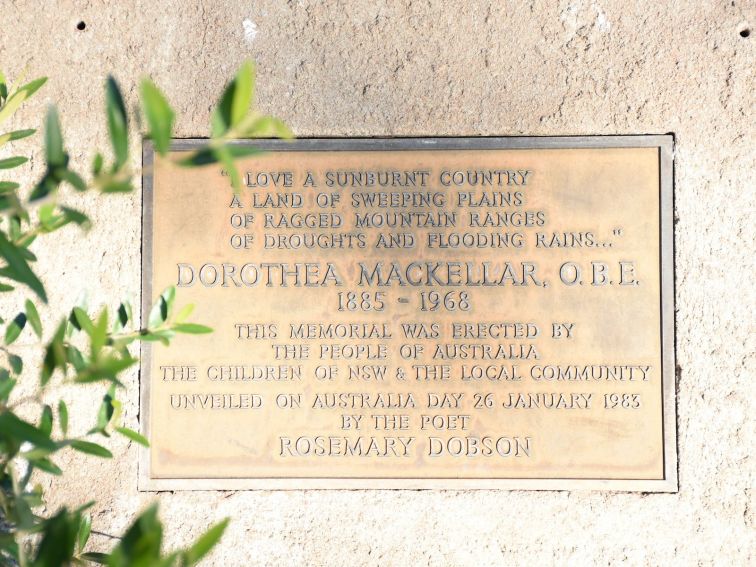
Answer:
[0, 61, 286, 565]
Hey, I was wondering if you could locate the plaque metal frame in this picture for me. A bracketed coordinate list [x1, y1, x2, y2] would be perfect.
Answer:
[140, 135, 677, 492]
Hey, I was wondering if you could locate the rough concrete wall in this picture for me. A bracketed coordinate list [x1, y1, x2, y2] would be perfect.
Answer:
[1, 0, 754, 565]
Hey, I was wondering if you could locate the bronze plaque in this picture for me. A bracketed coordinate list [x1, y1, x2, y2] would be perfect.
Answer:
[140, 137, 676, 491]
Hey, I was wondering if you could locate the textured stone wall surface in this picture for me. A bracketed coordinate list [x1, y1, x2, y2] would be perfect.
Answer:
[1, 0, 754, 565]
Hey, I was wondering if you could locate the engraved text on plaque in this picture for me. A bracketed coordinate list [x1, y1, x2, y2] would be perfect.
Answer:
[140, 137, 676, 491]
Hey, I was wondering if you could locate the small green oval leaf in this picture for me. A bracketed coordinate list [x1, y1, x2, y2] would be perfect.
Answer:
[69, 439, 113, 458]
[77, 514, 92, 552]
[58, 399, 69, 435]
[141, 79, 175, 155]
[72, 307, 95, 335]
[24, 299, 42, 338]
[5, 312, 27, 344]
[0, 156, 28, 169]
[182, 518, 230, 566]
[105, 76, 128, 169]
[173, 323, 213, 334]
[0, 411, 56, 450]
[39, 404, 53, 436]
[79, 552, 109, 564]
[0, 76, 47, 124]
[44, 106, 65, 167]
[0, 128, 36, 147]
[9, 353, 22, 374]
[0, 231, 48, 302]
[30, 456, 63, 475]
[115, 426, 149, 447]
[0, 181, 20, 192]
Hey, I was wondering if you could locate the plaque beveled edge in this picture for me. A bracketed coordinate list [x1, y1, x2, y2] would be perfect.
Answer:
[138, 135, 678, 492]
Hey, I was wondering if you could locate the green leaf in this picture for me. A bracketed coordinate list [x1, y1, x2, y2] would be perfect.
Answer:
[40, 404, 53, 436]
[69, 439, 113, 458]
[108, 504, 162, 566]
[58, 399, 69, 435]
[181, 518, 230, 566]
[232, 62, 254, 127]
[137, 331, 173, 346]
[67, 344, 87, 371]
[210, 62, 253, 138]
[9, 353, 23, 374]
[211, 61, 254, 137]
[59, 169, 86, 191]
[105, 76, 128, 169]
[74, 357, 131, 385]
[0, 128, 36, 147]
[111, 398, 123, 430]
[73, 307, 95, 335]
[45, 106, 66, 167]
[91, 385, 115, 433]
[161, 286, 176, 313]
[0, 156, 28, 169]
[173, 323, 213, 334]
[115, 426, 149, 447]
[0, 411, 56, 450]
[39, 201, 56, 227]
[8, 215, 22, 239]
[13, 489, 36, 530]
[36, 201, 71, 227]
[148, 297, 167, 328]
[24, 484, 45, 507]
[177, 144, 262, 167]
[0, 376, 16, 401]
[231, 62, 254, 128]
[33, 508, 78, 565]
[0, 231, 47, 302]
[23, 444, 56, 461]
[30, 456, 63, 476]
[25, 299, 42, 337]
[29, 174, 59, 201]
[5, 312, 27, 344]
[61, 206, 91, 228]
[214, 144, 241, 191]
[0, 181, 20, 191]
[101, 179, 133, 193]
[141, 79, 175, 155]
[97, 354, 136, 378]
[177, 147, 217, 167]
[80, 551, 110, 564]
[243, 115, 294, 139]
[92, 152, 104, 175]
[0, 192, 20, 212]
[174, 303, 194, 323]
[74, 500, 96, 515]
[0, 76, 47, 124]
[117, 301, 132, 328]
[40, 321, 66, 386]
[77, 514, 92, 553]
[91, 309, 108, 356]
